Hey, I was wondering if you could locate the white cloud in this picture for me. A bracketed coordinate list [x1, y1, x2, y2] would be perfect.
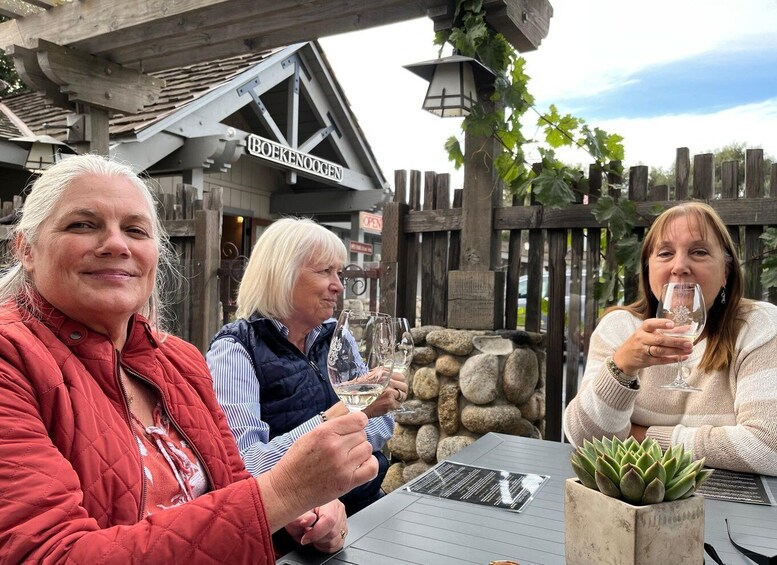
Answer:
[602, 98, 777, 169]
[320, 1, 777, 190]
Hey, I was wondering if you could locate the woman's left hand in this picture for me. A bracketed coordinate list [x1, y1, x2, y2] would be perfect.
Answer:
[285, 499, 349, 553]
[363, 372, 408, 418]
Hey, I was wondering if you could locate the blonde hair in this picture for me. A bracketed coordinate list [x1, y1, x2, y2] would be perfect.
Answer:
[617, 201, 745, 371]
[235, 217, 347, 320]
[0, 154, 176, 330]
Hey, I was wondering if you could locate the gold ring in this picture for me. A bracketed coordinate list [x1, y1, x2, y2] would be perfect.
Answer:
[340, 529, 347, 540]
[647, 345, 655, 357]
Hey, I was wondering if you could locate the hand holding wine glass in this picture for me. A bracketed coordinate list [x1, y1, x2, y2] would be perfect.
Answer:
[656, 282, 706, 392]
[327, 310, 394, 412]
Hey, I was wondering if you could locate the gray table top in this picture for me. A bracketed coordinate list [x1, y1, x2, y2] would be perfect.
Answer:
[280, 434, 777, 565]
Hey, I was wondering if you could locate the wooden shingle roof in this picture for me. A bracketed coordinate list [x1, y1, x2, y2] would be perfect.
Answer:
[1, 48, 279, 141]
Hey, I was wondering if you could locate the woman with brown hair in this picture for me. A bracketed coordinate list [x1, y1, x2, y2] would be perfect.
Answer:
[564, 201, 777, 476]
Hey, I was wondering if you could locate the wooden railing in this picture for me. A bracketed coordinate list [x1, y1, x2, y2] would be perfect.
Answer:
[381, 147, 777, 442]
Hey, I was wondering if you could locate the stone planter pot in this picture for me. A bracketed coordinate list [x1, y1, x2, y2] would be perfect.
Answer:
[564, 478, 704, 565]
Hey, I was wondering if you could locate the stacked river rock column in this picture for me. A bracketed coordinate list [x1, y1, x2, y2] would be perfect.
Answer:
[382, 326, 546, 492]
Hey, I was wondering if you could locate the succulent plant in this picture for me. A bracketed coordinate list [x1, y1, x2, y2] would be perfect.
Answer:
[570, 436, 714, 505]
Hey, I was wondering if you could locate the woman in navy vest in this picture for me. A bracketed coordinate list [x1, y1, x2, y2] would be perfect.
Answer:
[208, 217, 406, 551]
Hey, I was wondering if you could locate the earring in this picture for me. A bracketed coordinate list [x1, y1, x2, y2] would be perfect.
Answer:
[720, 286, 726, 304]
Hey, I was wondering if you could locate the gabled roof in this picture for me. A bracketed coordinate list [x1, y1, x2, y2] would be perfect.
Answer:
[1, 49, 276, 139]
[1, 42, 387, 194]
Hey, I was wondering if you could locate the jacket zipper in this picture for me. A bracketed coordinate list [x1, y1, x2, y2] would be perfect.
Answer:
[123, 366, 216, 493]
[115, 350, 147, 522]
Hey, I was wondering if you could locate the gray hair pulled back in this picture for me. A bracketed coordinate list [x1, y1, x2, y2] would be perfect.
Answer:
[0, 154, 176, 330]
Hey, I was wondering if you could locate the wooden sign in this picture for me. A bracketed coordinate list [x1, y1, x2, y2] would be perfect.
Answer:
[349, 241, 373, 254]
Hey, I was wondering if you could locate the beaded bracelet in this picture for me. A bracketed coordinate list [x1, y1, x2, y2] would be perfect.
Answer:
[605, 356, 639, 389]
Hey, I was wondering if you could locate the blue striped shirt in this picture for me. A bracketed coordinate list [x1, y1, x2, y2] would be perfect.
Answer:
[207, 320, 394, 477]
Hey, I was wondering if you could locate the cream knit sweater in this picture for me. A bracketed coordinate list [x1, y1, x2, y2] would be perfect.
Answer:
[564, 301, 777, 476]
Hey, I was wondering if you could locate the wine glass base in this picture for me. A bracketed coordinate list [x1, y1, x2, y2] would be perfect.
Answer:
[390, 407, 413, 415]
[659, 382, 702, 392]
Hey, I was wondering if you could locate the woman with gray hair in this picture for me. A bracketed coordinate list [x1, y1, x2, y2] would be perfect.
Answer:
[207, 218, 406, 530]
[0, 154, 378, 562]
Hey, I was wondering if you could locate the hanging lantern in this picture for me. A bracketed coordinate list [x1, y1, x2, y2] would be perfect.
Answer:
[404, 54, 497, 117]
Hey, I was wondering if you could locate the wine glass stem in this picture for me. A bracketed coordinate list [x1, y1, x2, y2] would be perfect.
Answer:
[672, 361, 686, 386]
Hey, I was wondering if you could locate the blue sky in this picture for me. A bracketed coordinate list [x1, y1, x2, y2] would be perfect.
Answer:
[321, 0, 777, 186]
[560, 45, 777, 120]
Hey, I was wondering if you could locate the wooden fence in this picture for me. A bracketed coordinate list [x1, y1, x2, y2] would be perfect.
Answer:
[0, 182, 223, 353]
[380, 147, 777, 442]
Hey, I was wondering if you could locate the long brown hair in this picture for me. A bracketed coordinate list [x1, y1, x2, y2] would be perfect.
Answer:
[616, 201, 747, 371]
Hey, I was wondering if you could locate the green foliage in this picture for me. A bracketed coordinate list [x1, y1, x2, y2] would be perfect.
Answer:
[438, 0, 635, 304]
[571, 436, 713, 505]
[0, 16, 27, 95]
[760, 228, 777, 289]
[0, 52, 28, 95]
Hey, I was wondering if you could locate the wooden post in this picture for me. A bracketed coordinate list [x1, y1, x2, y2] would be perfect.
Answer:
[88, 106, 110, 156]
[744, 149, 765, 300]
[192, 209, 220, 353]
[379, 201, 407, 317]
[625, 165, 649, 304]
[675, 147, 690, 199]
[447, 99, 505, 330]
[545, 228, 566, 442]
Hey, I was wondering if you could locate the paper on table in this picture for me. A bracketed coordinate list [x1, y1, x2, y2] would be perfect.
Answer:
[696, 468, 776, 506]
[403, 460, 549, 513]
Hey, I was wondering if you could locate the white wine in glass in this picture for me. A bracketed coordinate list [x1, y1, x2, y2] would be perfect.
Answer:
[657, 282, 706, 392]
[390, 317, 415, 415]
[327, 310, 394, 411]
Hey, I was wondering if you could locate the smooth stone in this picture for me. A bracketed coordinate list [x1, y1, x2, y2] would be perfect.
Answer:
[416, 423, 440, 463]
[435, 354, 462, 378]
[437, 379, 460, 435]
[436, 435, 476, 462]
[403, 460, 433, 483]
[472, 335, 515, 355]
[392, 399, 438, 425]
[387, 424, 418, 462]
[459, 353, 499, 405]
[518, 390, 546, 422]
[412, 346, 437, 365]
[413, 366, 440, 400]
[382, 461, 406, 493]
[426, 329, 475, 356]
[503, 347, 540, 406]
[460, 404, 523, 435]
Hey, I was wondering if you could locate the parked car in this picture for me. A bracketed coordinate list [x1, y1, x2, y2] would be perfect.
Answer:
[517, 271, 587, 331]
[517, 271, 588, 363]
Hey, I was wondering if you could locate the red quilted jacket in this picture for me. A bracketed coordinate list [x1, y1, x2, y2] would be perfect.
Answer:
[0, 300, 275, 564]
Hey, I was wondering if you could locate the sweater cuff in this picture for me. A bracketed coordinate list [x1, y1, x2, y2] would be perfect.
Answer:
[592, 365, 639, 410]
[646, 426, 674, 451]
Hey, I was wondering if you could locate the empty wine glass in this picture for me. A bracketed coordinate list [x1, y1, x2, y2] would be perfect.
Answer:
[327, 310, 394, 412]
[656, 282, 706, 392]
[390, 317, 415, 415]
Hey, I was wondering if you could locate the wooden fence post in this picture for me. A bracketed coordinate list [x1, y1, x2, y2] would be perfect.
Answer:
[379, 200, 406, 318]
[447, 99, 505, 330]
[744, 149, 765, 299]
[192, 208, 220, 352]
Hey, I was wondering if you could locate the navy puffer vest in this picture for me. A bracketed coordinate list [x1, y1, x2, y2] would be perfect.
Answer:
[211, 316, 339, 438]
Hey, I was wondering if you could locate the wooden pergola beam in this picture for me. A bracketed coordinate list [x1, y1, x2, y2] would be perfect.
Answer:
[9, 38, 164, 114]
[0, 0, 552, 73]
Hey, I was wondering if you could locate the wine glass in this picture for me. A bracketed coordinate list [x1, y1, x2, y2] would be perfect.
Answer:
[327, 310, 394, 412]
[656, 282, 706, 392]
[390, 317, 415, 415]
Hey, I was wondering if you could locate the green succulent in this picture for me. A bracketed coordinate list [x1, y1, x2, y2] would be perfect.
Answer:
[570, 436, 714, 505]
